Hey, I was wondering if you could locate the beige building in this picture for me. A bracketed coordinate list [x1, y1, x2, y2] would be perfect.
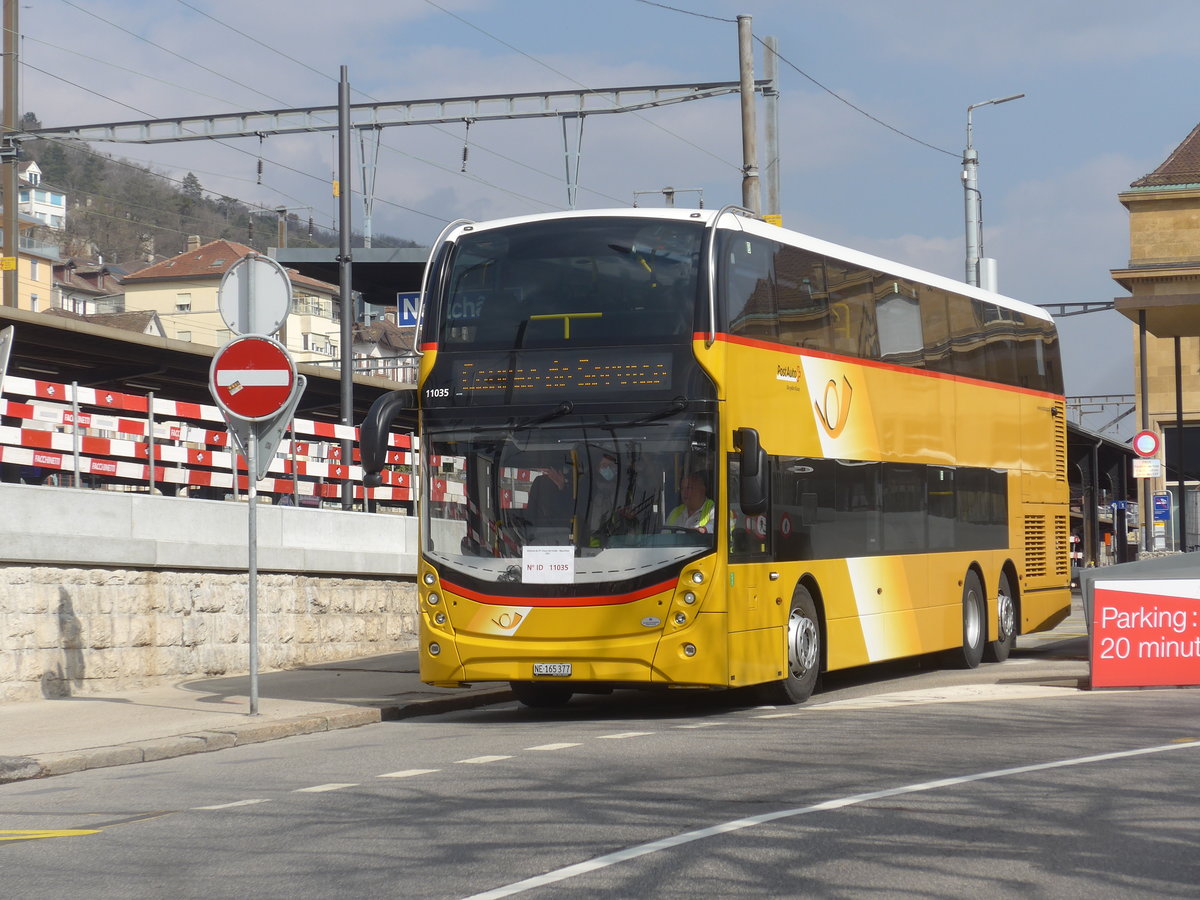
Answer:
[121, 237, 344, 366]
[0, 217, 61, 312]
[1111, 124, 1200, 551]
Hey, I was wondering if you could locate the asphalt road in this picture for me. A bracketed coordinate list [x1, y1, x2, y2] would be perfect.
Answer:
[4, 603, 1197, 899]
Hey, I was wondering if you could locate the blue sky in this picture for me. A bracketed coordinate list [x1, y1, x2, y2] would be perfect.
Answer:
[21, 0, 1200, 433]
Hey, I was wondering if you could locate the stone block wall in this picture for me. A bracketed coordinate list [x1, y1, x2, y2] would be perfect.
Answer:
[0, 566, 418, 703]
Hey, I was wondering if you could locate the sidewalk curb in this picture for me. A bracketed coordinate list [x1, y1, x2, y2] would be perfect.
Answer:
[0, 687, 512, 785]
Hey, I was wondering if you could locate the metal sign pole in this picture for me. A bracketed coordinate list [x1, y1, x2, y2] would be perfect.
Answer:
[247, 427, 260, 716]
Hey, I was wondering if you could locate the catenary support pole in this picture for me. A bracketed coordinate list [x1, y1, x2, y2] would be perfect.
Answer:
[338, 66, 354, 510]
[737, 15, 760, 215]
[2, 0, 19, 308]
[763, 36, 780, 220]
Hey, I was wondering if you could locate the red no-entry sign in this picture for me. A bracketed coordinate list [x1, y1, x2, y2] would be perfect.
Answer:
[209, 335, 297, 422]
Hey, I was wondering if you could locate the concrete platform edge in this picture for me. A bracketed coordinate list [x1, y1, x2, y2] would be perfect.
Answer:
[0, 687, 513, 785]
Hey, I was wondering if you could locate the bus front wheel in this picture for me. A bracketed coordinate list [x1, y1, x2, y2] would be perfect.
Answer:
[984, 572, 1017, 663]
[943, 570, 986, 669]
[759, 586, 821, 705]
[510, 682, 574, 709]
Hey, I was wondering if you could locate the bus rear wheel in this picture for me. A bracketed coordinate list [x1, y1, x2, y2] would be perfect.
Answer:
[510, 682, 574, 709]
[943, 570, 986, 669]
[984, 572, 1017, 663]
[759, 586, 821, 705]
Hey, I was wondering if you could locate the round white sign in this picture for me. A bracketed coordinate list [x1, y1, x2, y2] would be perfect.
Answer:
[218, 254, 293, 336]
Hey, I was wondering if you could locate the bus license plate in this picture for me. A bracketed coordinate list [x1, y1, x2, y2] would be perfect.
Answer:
[533, 663, 572, 677]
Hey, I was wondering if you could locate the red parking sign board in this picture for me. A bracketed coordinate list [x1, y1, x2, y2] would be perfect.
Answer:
[209, 335, 296, 421]
[1091, 579, 1200, 688]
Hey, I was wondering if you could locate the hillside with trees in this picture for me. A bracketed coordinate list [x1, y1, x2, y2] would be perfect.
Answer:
[20, 113, 417, 268]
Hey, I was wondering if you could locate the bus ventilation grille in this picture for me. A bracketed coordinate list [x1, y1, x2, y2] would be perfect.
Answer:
[1024, 515, 1049, 578]
[1054, 403, 1067, 482]
[1054, 515, 1070, 578]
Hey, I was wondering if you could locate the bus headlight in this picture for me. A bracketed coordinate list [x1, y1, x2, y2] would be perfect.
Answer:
[690, 571, 704, 584]
[434, 612, 447, 625]
[674, 612, 687, 625]
[683, 591, 697, 605]
[427, 593, 440, 605]
[423, 572, 436, 585]
[682, 643, 697, 657]
[428, 642, 441, 656]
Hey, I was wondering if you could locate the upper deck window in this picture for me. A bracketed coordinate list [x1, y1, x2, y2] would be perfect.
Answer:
[438, 217, 704, 350]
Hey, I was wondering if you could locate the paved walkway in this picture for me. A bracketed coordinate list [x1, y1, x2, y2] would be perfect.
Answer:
[0, 651, 510, 784]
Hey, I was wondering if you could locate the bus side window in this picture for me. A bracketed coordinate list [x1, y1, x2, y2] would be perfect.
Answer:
[824, 261, 880, 360]
[724, 235, 778, 342]
[876, 280, 923, 367]
[919, 285, 954, 375]
[774, 245, 831, 350]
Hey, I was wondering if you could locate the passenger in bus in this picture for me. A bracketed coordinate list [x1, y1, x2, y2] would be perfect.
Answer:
[667, 473, 714, 532]
[527, 461, 575, 531]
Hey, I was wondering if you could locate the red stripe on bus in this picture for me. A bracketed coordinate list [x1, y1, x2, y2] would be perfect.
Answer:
[440, 577, 676, 608]
[708, 331, 1065, 401]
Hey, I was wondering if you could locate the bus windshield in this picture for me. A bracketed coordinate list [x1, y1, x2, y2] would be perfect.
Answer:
[438, 217, 704, 350]
[422, 408, 717, 590]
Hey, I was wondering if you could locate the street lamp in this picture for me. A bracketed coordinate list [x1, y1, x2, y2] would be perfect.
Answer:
[963, 92, 1024, 287]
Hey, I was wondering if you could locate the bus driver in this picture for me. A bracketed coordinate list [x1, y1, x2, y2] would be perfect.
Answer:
[666, 472, 714, 532]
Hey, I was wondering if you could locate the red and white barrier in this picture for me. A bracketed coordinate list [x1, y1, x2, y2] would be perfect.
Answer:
[0, 375, 414, 503]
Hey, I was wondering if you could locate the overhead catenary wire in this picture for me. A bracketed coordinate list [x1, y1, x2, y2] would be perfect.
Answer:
[634, 0, 958, 158]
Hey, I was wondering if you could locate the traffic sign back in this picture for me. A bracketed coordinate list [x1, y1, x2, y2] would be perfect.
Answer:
[210, 335, 297, 422]
[218, 254, 292, 336]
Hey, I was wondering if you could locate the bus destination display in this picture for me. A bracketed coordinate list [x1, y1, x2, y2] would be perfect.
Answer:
[453, 351, 672, 397]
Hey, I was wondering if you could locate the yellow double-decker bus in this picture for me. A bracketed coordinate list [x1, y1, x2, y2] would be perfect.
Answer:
[362, 208, 1070, 707]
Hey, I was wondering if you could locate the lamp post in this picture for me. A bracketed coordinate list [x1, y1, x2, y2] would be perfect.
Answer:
[963, 93, 1024, 287]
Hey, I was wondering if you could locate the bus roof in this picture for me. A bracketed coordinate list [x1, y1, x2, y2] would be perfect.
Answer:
[443, 208, 1054, 324]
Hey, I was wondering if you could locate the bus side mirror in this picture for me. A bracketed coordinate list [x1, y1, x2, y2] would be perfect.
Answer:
[735, 427, 768, 515]
[360, 389, 417, 488]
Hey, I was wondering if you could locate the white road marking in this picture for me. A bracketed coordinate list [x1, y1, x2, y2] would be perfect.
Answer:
[192, 799, 272, 810]
[525, 743, 582, 751]
[379, 768, 441, 779]
[754, 712, 801, 719]
[457, 755, 514, 764]
[674, 722, 724, 729]
[294, 783, 358, 793]
[459, 739, 1200, 900]
[596, 732, 653, 740]
[810, 683, 1082, 710]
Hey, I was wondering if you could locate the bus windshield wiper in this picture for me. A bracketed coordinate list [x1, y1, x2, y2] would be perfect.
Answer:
[512, 401, 574, 431]
[619, 397, 688, 427]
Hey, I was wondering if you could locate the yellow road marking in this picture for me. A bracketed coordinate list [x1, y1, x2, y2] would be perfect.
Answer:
[0, 829, 100, 841]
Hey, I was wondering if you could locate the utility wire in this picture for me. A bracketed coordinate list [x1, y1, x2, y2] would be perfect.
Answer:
[634, 0, 958, 158]
[758, 36, 957, 158]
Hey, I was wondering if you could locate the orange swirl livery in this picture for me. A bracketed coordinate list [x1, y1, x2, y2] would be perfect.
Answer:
[801, 358, 878, 457]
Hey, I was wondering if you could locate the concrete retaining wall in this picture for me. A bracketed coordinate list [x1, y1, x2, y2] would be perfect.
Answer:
[0, 484, 420, 703]
[0, 566, 418, 702]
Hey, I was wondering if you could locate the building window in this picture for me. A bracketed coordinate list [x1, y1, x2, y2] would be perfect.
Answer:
[177, 330, 192, 342]
[30, 293, 38, 311]
[176, 292, 191, 312]
[29, 259, 38, 280]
